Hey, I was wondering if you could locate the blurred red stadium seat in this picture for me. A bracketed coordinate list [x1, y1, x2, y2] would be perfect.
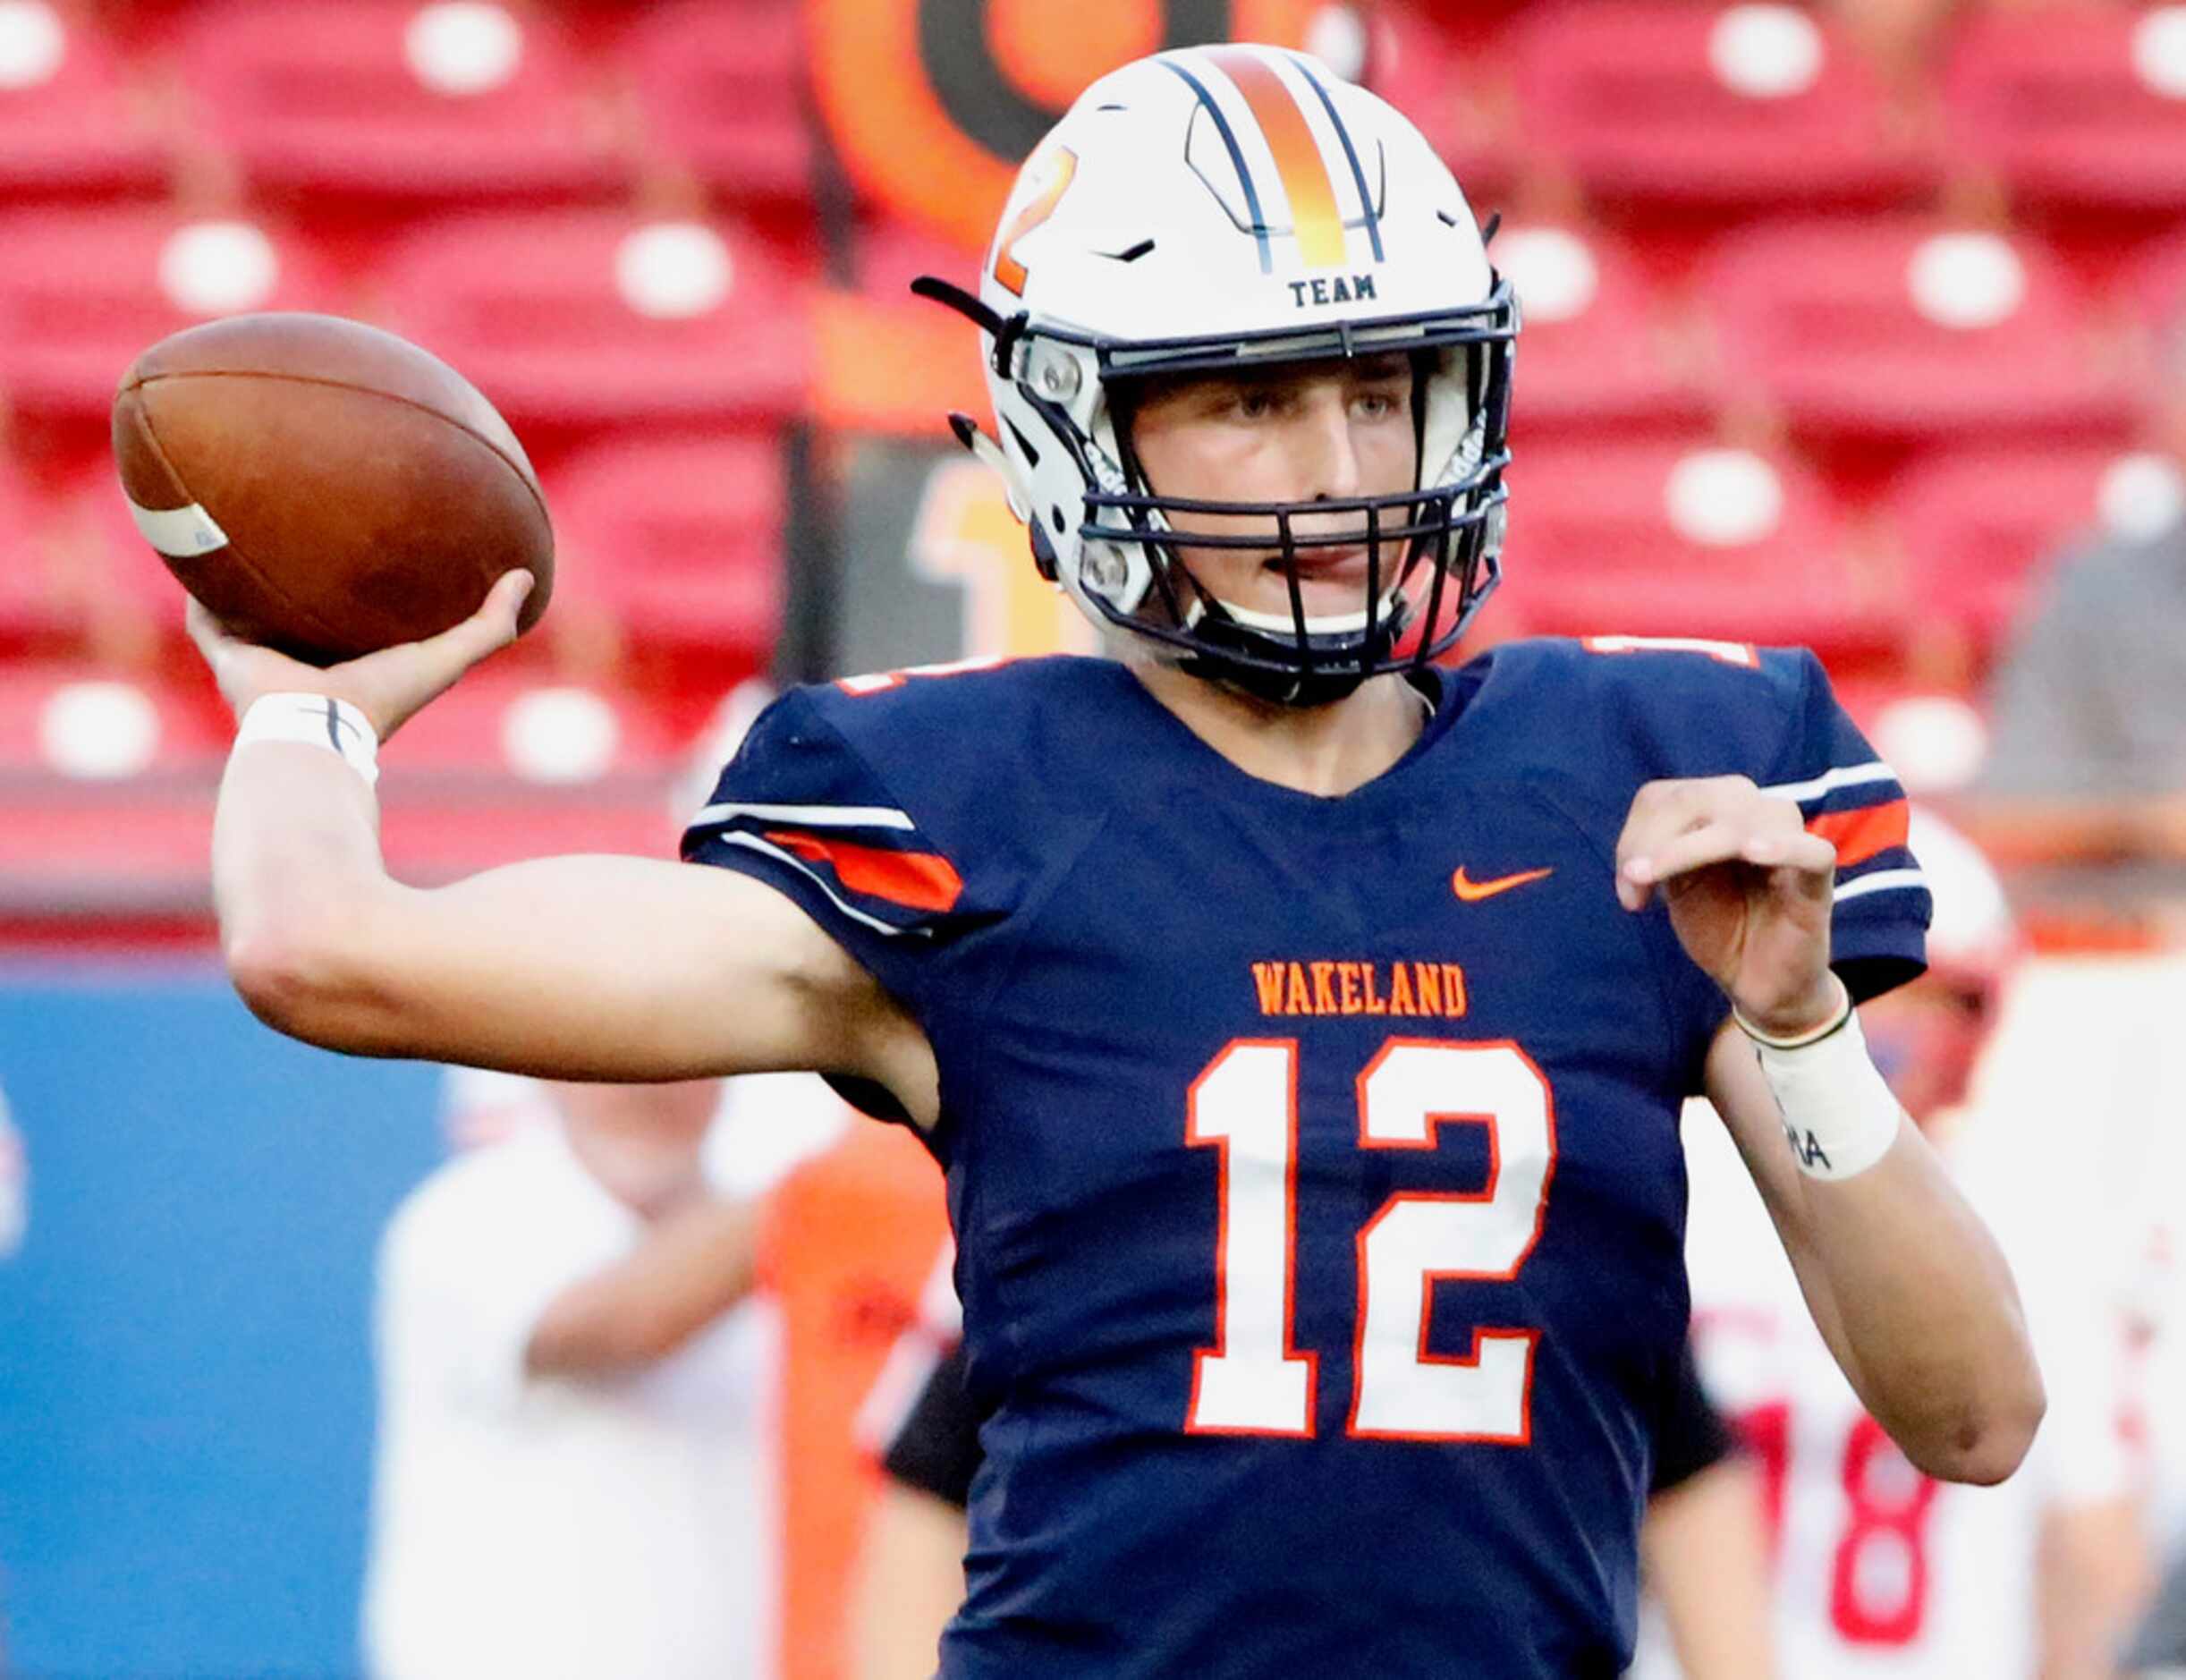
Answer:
[1942, 5, 2186, 220]
[372, 209, 807, 441]
[1503, 437, 1903, 660]
[0, 206, 334, 426]
[0, 454, 80, 651]
[358, 669, 689, 878]
[1508, 0, 1931, 216]
[0, 660, 231, 913]
[620, 1, 815, 232]
[1494, 221, 1715, 442]
[0, 2, 168, 201]
[1890, 444, 2185, 650]
[547, 434, 784, 668]
[171, 0, 625, 212]
[1703, 218, 2138, 448]
[0, 660, 224, 776]
[852, 212, 978, 306]
[67, 460, 193, 643]
[2126, 223, 2186, 344]
[1361, 5, 1515, 209]
[383, 666, 676, 777]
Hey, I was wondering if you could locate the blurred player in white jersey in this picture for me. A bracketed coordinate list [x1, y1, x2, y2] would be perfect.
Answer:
[1636, 810, 2148, 1679]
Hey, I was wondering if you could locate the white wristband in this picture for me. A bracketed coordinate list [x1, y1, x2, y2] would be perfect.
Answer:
[1737, 988, 1903, 1181]
[233, 692, 381, 788]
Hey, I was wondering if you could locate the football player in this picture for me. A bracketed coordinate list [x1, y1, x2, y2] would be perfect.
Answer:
[188, 45, 2040, 1676]
[1634, 812, 2147, 1679]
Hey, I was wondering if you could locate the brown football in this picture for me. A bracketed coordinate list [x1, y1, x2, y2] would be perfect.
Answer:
[112, 312, 553, 666]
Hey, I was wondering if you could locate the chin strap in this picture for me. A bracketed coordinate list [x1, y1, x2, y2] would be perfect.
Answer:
[951, 412, 1060, 582]
[913, 274, 1042, 529]
[946, 412, 1036, 522]
[911, 276, 1032, 378]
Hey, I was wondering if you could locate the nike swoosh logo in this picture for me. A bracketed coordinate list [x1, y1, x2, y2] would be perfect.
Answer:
[1452, 865, 1555, 903]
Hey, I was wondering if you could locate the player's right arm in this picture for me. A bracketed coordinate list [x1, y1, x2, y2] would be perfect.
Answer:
[193, 577, 937, 1120]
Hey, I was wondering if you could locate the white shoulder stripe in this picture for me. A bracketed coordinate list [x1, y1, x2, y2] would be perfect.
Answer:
[691, 801, 916, 831]
[1760, 761, 1899, 804]
[1834, 868, 1928, 904]
[714, 833, 921, 936]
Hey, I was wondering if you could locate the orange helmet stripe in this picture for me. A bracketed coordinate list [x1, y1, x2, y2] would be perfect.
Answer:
[1205, 47, 1347, 271]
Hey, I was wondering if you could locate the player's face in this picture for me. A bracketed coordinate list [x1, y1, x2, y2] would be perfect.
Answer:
[1860, 972, 1994, 1126]
[1126, 353, 1419, 623]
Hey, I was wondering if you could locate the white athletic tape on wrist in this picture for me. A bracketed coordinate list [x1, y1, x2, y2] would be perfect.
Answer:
[233, 692, 380, 788]
[1736, 987, 1903, 1181]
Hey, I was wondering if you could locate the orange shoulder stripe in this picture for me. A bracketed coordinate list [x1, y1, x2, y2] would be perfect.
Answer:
[1807, 799, 1911, 870]
[766, 831, 964, 913]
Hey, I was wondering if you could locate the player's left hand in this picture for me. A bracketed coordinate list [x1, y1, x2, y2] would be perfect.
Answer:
[1615, 775, 1843, 1038]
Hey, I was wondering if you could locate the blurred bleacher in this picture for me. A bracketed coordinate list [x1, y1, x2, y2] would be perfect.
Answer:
[3, 0, 2182, 932]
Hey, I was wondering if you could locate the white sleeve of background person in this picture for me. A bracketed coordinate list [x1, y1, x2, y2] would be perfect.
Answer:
[377, 1132, 636, 1414]
[1951, 1089, 2132, 1509]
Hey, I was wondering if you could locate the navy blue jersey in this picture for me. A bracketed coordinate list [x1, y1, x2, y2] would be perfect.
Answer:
[683, 639, 1928, 1678]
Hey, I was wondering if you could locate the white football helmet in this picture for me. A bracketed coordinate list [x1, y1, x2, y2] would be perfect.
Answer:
[917, 42, 1517, 705]
[1864, 810, 2021, 1123]
[1908, 808, 2020, 989]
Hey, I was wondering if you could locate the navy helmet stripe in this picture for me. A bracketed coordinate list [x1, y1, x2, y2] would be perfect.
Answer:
[1287, 53, 1385, 263]
[1162, 59, 1273, 275]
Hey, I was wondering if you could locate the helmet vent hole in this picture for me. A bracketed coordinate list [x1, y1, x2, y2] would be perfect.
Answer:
[1051, 507, 1068, 532]
[1004, 419, 1043, 469]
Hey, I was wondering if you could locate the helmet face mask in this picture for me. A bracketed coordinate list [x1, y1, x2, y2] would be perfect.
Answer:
[926, 44, 1520, 706]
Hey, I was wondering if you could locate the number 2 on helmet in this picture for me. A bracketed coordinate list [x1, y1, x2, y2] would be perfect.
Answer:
[993, 147, 1078, 297]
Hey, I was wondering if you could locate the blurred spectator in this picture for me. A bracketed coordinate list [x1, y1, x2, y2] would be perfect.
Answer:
[1959, 363, 2186, 892]
[849, 1244, 964, 1680]
[1640, 811, 2148, 1679]
[361, 1075, 775, 1680]
[1637, 1346, 1781, 1680]
[1949, 301, 2186, 1612]
[852, 1336, 977, 1680]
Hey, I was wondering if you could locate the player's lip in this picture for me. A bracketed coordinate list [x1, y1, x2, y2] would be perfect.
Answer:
[1267, 544, 1371, 578]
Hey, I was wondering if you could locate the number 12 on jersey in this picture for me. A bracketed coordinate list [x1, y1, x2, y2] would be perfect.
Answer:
[1186, 1039, 1557, 1442]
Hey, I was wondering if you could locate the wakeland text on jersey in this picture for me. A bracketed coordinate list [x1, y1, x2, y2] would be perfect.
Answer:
[1250, 959, 1469, 1019]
